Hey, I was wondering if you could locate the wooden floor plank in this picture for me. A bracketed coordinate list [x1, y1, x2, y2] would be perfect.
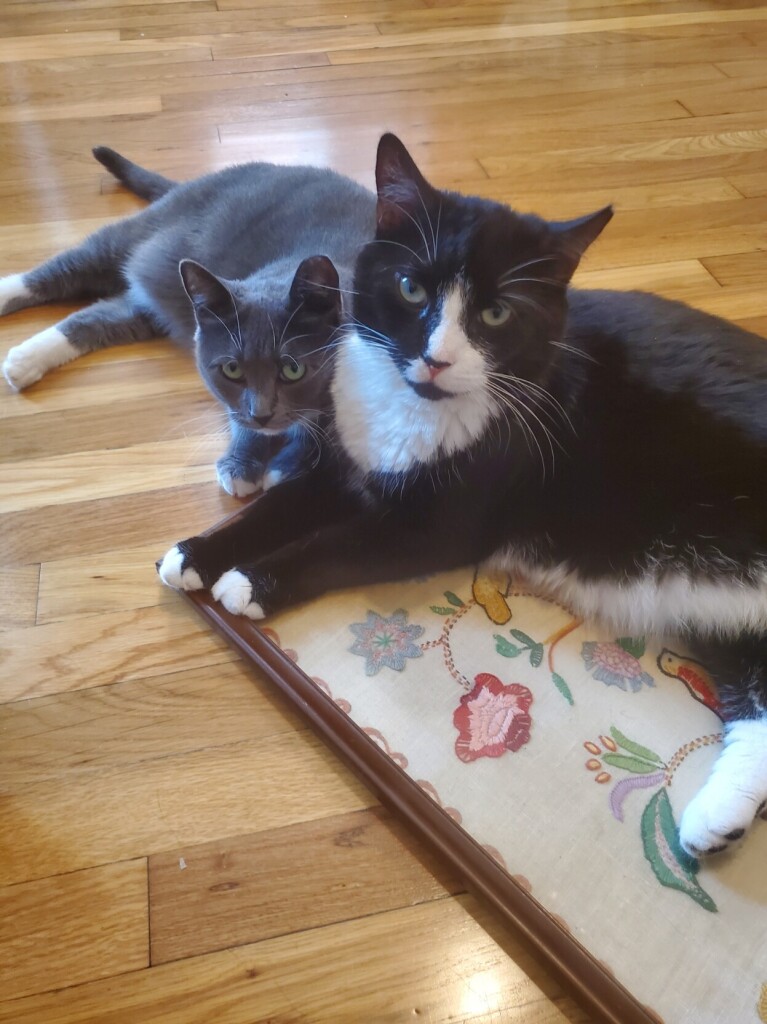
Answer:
[0, 859, 148, 1001]
[149, 806, 464, 964]
[0, 662, 301, 788]
[700, 249, 767, 288]
[0, 730, 372, 887]
[37, 542, 182, 622]
[0, 564, 39, 629]
[0, 435, 221, 514]
[0, 482, 238, 567]
[0, 600, 236, 703]
[2, 392, 220, 463]
[0, 895, 588, 1024]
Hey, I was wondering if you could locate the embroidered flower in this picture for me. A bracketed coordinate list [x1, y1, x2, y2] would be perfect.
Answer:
[349, 609, 424, 676]
[453, 673, 533, 762]
[581, 641, 655, 692]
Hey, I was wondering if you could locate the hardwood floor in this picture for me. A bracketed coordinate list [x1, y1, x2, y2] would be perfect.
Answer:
[1, 2, 765, 1021]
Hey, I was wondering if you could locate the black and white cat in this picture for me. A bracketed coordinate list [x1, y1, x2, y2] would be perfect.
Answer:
[1, 148, 375, 493]
[159, 133, 767, 859]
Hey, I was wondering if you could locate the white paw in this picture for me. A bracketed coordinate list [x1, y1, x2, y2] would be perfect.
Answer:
[679, 720, 767, 856]
[211, 569, 264, 619]
[216, 463, 260, 498]
[157, 545, 203, 591]
[0, 273, 30, 315]
[261, 468, 283, 492]
[3, 328, 79, 390]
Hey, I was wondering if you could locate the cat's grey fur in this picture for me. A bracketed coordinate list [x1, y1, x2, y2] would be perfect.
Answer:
[1, 148, 376, 493]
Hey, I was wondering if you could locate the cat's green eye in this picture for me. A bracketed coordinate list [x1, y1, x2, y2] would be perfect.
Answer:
[280, 357, 307, 382]
[398, 275, 428, 307]
[481, 303, 512, 328]
[221, 359, 244, 381]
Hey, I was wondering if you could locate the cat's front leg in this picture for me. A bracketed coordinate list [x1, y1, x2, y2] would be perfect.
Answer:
[158, 464, 358, 593]
[215, 418, 279, 498]
[207, 510, 484, 620]
[261, 422, 324, 491]
[679, 633, 767, 856]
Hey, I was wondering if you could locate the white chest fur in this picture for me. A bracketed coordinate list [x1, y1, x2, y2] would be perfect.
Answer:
[331, 330, 493, 474]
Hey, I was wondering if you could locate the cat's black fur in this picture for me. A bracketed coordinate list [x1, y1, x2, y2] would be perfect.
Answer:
[162, 134, 767, 857]
[1, 149, 376, 492]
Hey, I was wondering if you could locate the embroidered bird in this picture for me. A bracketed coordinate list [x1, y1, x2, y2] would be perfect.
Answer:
[657, 648, 723, 719]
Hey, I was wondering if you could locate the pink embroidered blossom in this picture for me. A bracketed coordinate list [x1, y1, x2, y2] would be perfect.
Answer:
[453, 673, 533, 763]
[582, 641, 654, 693]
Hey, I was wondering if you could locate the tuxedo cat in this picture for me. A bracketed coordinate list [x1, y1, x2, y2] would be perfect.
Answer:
[1, 148, 376, 493]
[159, 133, 767, 859]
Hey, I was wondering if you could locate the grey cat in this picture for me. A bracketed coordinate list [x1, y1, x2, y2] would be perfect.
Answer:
[0, 148, 376, 494]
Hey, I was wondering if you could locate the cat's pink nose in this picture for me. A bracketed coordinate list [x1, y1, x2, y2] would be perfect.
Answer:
[424, 357, 451, 380]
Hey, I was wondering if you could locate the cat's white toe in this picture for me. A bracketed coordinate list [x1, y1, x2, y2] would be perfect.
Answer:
[262, 468, 283, 491]
[158, 545, 203, 591]
[215, 464, 260, 498]
[679, 720, 767, 856]
[679, 787, 751, 856]
[211, 570, 264, 619]
[3, 328, 78, 391]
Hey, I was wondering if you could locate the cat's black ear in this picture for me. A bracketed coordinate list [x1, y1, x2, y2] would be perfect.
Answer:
[551, 205, 613, 280]
[179, 259, 234, 319]
[375, 133, 436, 234]
[290, 255, 341, 315]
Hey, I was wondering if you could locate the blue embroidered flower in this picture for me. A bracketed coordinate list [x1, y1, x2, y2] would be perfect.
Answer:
[582, 641, 655, 693]
[349, 609, 424, 676]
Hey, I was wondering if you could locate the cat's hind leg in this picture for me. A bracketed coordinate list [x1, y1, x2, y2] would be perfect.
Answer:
[3, 293, 161, 390]
[0, 214, 149, 317]
[679, 633, 767, 856]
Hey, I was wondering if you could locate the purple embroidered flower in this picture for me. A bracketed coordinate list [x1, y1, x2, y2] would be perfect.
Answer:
[349, 609, 424, 676]
[582, 641, 655, 693]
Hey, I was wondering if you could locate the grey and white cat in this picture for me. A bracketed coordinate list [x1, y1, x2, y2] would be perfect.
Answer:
[0, 148, 376, 494]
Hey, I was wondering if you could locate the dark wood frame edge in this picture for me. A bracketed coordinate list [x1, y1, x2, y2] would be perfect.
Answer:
[185, 587, 661, 1024]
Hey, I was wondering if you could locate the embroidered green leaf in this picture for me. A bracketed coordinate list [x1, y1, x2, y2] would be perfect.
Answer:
[758, 982, 767, 1023]
[551, 672, 574, 705]
[510, 629, 536, 648]
[430, 605, 455, 616]
[529, 643, 544, 668]
[494, 635, 523, 658]
[640, 788, 717, 913]
[610, 726, 663, 766]
[617, 636, 646, 658]
[603, 753, 661, 774]
[444, 591, 465, 607]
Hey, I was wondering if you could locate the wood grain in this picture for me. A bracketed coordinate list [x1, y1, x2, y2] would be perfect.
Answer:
[0, 601, 237, 702]
[149, 806, 464, 963]
[2, 0, 766, 1020]
[0, 661, 302, 788]
[0, 564, 39, 628]
[0, 859, 148, 1001]
[0, 894, 588, 1024]
[0, 730, 372, 887]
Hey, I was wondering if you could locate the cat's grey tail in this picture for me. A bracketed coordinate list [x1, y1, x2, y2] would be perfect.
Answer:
[92, 146, 177, 202]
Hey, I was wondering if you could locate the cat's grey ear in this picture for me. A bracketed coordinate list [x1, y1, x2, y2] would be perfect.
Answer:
[179, 259, 234, 318]
[290, 255, 341, 314]
[552, 205, 614, 280]
[375, 133, 435, 233]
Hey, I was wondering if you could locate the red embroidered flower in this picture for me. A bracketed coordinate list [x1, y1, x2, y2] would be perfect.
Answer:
[453, 673, 533, 763]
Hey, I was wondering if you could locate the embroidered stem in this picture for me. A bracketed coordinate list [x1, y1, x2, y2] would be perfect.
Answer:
[664, 733, 723, 785]
[545, 618, 582, 672]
